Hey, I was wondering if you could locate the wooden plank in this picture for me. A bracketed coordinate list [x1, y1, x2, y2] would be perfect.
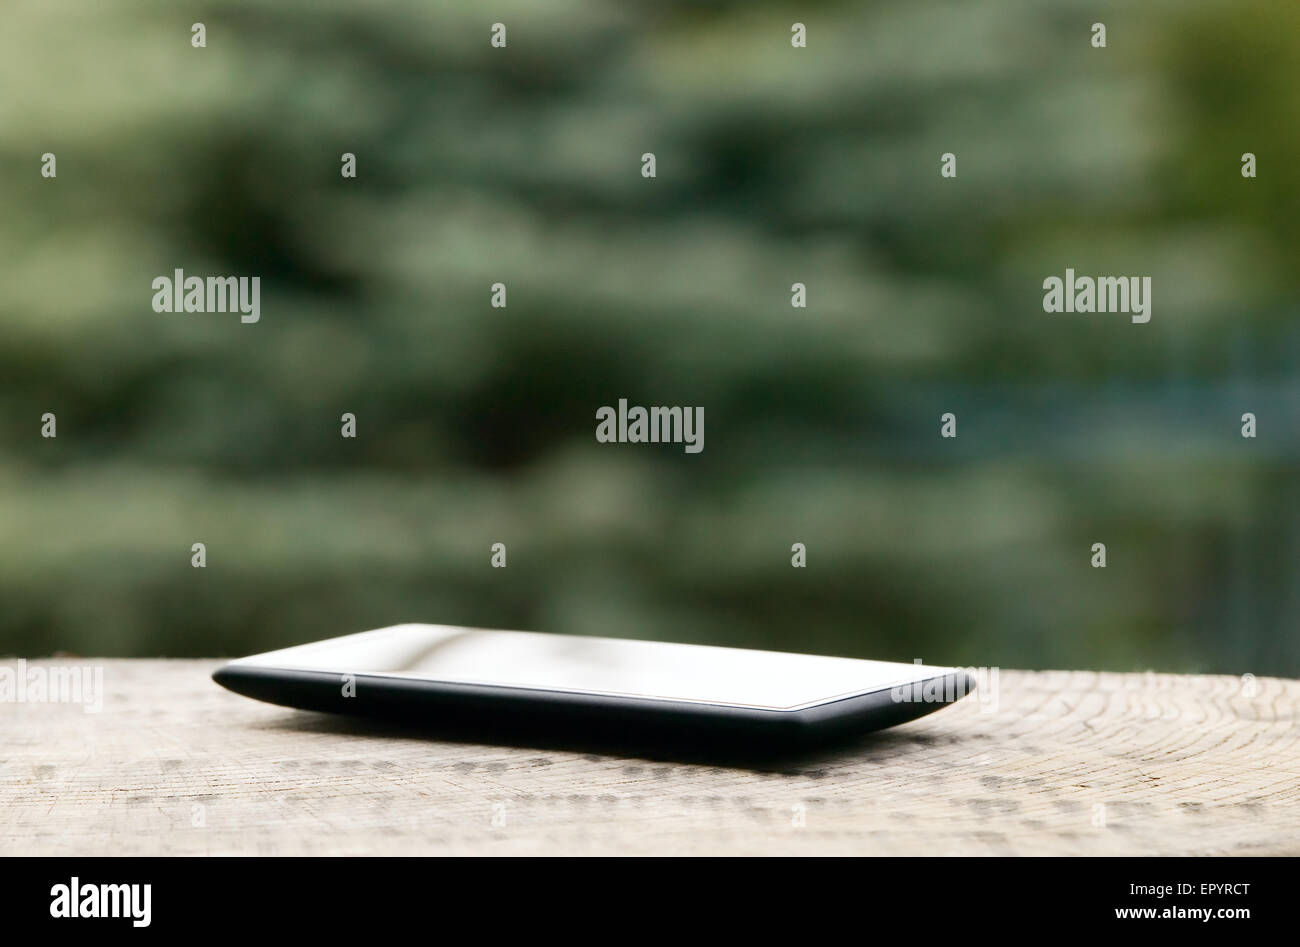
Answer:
[1, 660, 1297, 855]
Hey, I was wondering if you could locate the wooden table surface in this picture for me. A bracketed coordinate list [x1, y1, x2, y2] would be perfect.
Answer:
[2, 660, 1297, 855]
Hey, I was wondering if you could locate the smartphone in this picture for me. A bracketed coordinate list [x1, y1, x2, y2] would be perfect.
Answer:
[213, 624, 975, 747]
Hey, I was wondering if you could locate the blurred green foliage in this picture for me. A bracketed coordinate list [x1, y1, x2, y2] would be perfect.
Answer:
[1, 0, 1297, 673]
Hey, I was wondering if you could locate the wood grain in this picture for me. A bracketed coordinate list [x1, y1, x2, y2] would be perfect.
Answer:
[2, 660, 1297, 855]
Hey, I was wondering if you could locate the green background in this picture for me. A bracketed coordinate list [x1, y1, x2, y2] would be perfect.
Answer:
[2, 0, 1298, 674]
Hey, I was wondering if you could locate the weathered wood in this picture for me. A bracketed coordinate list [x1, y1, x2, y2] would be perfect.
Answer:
[2, 660, 1297, 855]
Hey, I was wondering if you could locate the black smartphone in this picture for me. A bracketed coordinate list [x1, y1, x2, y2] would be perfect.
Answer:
[213, 624, 975, 747]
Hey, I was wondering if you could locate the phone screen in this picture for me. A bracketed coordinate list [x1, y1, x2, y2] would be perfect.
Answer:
[228, 624, 951, 711]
